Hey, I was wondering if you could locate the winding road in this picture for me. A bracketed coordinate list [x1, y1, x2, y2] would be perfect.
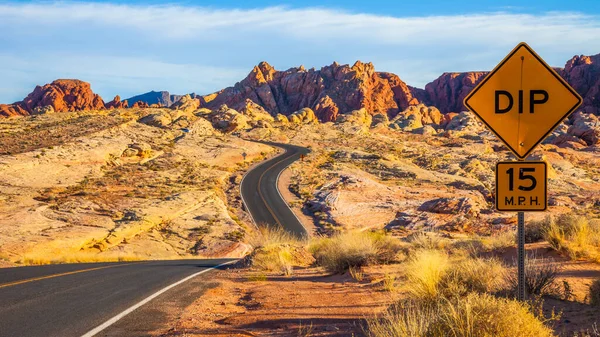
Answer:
[240, 141, 310, 238]
[0, 141, 308, 337]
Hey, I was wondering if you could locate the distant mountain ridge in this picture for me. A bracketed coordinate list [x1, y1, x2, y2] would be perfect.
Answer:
[1, 53, 599, 118]
[125, 91, 194, 107]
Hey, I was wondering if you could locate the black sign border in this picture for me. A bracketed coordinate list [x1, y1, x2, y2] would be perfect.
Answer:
[464, 42, 583, 160]
[495, 161, 548, 212]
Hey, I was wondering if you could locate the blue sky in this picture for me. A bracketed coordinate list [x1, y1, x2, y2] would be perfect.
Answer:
[1, 0, 600, 103]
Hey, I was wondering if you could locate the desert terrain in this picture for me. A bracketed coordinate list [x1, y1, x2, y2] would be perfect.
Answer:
[1, 55, 599, 336]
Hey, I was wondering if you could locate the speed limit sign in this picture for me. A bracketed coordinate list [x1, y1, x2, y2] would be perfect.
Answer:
[495, 161, 547, 211]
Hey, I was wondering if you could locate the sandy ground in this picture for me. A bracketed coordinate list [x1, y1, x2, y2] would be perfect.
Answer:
[0, 108, 275, 265]
[157, 266, 398, 337]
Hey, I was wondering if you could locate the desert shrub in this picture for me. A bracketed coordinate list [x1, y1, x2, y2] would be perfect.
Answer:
[590, 279, 600, 307]
[507, 253, 561, 296]
[248, 224, 301, 248]
[451, 231, 515, 256]
[405, 231, 449, 250]
[309, 231, 403, 273]
[250, 245, 295, 275]
[543, 214, 600, 262]
[245, 225, 311, 275]
[442, 257, 508, 296]
[404, 249, 449, 301]
[366, 293, 553, 337]
[525, 218, 550, 243]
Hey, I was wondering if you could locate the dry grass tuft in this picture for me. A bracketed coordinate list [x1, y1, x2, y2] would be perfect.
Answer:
[404, 249, 450, 301]
[245, 224, 312, 276]
[309, 231, 403, 273]
[366, 293, 553, 337]
[507, 253, 562, 297]
[543, 214, 600, 262]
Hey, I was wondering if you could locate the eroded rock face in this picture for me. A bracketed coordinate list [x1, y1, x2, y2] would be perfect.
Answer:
[0, 79, 105, 117]
[552, 112, 600, 148]
[200, 61, 423, 122]
[132, 101, 150, 109]
[288, 107, 318, 124]
[105, 95, 128, 109]
[560, 54, 600, 115]
[170, 94, 200, 114]
[424, 72, 488, 113]
[390, 104, 443, 131]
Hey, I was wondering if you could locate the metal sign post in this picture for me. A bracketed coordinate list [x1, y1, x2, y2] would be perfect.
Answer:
[517, 211, 526, 301]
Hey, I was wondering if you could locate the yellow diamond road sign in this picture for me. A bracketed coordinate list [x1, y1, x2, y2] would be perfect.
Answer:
[464, 42, 582, 159]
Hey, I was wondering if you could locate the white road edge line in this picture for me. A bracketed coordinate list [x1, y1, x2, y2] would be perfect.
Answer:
[80, 260, 237, 337]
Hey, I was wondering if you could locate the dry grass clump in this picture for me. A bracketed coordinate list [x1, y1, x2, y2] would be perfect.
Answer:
[405, 231, 449, 250]
[366, 293, 553, 337]
[543, 214, 600, 262]
[247, 224, 302, 248]
[309, 231, 403, 273]
[245, 225, 311, 276]
[507, 253, 562, 297]
[452, 230, 516, 256]
[443, 257, 507, 296]
[404, 249, 450, 300]
[590, 279, 600, 307]
[404, 249, 508, 301]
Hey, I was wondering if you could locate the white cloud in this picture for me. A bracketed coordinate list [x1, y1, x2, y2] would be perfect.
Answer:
[0, 2, 599, 102]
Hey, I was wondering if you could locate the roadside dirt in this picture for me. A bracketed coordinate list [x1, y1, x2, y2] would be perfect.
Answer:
[157, 266, 397, 336]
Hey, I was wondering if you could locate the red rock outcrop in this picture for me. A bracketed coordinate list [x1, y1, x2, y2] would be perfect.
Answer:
[0, 104, 29, 117]
[424, 72, 488, 114]
[132, 101, 149, 108]
[200, 61, 423, 122]
[105, 95, 128, 109]
[559, 54, 600, 115]
[0, 79, 105, 117]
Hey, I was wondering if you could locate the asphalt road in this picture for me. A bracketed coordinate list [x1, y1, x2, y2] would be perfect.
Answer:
[240, 141, 310, 238]
[0, 259, 234, 337]
[0, 140, 308, 337]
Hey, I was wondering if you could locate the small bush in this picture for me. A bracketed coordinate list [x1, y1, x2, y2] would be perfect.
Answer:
[544, 214, 600, 262]
[525, 218, 549, 243]
[248, 224, 302, 248]
[405, 231, 448, 250]
[309, 231, 403, 273]
[404, 249, 449, 301]
[443, 257, 507, 296]
[382, 273, 396, 292]
[245, 225, 312, 276]
[366, 293, 553, 337]
[507, 253, 561, 296]
[590, 279, 600, 307]
[249, 245, 295, 275]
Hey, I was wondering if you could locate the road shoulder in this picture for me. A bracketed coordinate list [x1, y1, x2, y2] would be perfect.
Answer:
[156, 266, 396, 336]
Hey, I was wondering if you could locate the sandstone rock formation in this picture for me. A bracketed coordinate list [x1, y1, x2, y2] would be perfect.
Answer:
[559, 54, 600, 115]
[206, 105, 250, 133]
[132, 101, 150, 109]
[200, 61, 423, 122]
[0, 79, 105, 117]
[424, 72, 488, 114]
[390, 104, 443, 131]
[105, 95, 128, 109]
[551, 112, 600, 148]
[170, 94, 200, 114]
[288, 108, 318, 125]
